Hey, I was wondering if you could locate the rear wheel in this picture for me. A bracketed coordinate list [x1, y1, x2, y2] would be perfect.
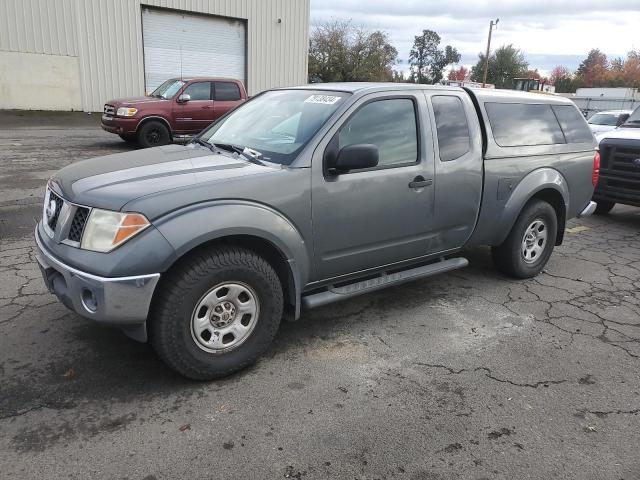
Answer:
[137, 120, 170, 148]
[492, 200, 558, 279]
[149, 247, 283, 380]
[594, 201, 615, 214]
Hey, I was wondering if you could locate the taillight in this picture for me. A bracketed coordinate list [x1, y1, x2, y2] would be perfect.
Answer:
[592, 151, 600, 187]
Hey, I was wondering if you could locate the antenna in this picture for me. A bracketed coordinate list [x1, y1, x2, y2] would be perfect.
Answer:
[180, 46, 183, 80]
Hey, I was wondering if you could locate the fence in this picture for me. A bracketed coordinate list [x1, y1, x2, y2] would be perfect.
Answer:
[569, 97, 640, 118]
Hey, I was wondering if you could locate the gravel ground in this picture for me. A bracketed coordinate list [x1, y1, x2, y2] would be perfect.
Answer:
[1, 112, 639, 480]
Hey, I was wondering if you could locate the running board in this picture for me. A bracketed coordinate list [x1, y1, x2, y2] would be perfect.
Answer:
[302, 257, 468, 309]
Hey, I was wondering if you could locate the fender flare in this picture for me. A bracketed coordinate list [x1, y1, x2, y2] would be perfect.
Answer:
[496, 167, 570, 245]
[136, 115, 172, 135]
[152, 200, 311, 318]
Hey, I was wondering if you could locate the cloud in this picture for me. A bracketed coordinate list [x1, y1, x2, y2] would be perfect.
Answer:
[310, 0, 640, 73]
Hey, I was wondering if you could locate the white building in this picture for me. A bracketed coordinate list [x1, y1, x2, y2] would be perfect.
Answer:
[0, 0, 310, 112]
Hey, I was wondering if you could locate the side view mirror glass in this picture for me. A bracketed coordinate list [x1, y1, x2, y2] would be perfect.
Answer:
[177, 93, 191, 103]
[330, 144, 379, 173]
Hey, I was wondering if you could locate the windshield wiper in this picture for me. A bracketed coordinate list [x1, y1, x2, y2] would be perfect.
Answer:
[212, 143, 266, 166]
[190, 137, 216, 152]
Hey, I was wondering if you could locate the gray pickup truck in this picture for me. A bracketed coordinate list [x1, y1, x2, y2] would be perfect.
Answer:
[36, 83, 598, 379]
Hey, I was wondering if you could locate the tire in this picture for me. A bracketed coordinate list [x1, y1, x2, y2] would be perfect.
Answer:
[491, 200, 558, 279]
[594, 201, 615, 215]
[149, 247, 283, 380]
[118, 134, 136, 144]
[137, 120, 170, 148]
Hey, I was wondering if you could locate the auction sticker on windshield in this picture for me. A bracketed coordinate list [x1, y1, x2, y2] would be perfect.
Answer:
[304, 94, 341, 105]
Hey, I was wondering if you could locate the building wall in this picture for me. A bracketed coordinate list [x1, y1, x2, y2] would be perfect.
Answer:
[0, 0, 310, 111]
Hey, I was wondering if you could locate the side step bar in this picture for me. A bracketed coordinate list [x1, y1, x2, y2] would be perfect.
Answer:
[302, 257, 468, 309]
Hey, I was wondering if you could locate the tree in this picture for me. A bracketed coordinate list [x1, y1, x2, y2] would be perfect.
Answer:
[550, 65, 573, 93]
[447, 66, 468, 81]
[409, 30, 460, 84]
[308, 21, 398, 82]
[470, 44, 528, 88]
[575, 49, 609, 87]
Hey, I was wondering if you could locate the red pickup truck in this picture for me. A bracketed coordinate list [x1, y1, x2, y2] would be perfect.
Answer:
[101, 78, 247, 148]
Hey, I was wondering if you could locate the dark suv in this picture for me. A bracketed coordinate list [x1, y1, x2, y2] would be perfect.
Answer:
[101, 78, 247, 148]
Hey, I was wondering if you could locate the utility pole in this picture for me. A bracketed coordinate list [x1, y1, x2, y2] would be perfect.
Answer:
[482, 18, 499, 88]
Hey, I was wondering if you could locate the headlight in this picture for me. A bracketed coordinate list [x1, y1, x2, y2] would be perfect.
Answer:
[81, 209, 150, 253]
[116, 107, 138, 117]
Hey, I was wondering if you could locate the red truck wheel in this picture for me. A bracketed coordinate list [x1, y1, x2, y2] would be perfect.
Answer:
[137, 120, 170, 148]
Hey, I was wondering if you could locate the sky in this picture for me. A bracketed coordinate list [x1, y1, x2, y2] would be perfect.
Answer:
[309, 0, 640, 77]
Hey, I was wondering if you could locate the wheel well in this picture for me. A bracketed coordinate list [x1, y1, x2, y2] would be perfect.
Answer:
[163, 235, 297, 317]
[531, 188, 566, 245]
[136, 116, 172, 136]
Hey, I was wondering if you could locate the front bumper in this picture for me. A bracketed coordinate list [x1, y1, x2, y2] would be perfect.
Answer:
[35, 227, 160, 329]
[101, 115, 139, 135]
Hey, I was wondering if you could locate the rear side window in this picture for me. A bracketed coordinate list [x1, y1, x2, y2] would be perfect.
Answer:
[552, 105, 594, 143]
[215, 82, 241, 101]
[183, 82, 212, 101]
[432, 96, 471, 161]
[485, 103, 565, 147]
[339, 98, 418, 168]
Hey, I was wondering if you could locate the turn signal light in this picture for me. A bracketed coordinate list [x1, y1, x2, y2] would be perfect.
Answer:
[592, 151, 600, 187]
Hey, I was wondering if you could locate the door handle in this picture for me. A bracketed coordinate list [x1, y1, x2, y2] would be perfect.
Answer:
[408, 176, 433, 189]
[201, 105, 212, 109]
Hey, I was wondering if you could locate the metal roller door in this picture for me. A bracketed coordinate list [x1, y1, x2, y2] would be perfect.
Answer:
[142, 7, 246, 93]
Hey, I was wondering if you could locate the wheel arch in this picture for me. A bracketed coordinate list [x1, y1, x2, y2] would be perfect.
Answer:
[136, 116, 172, 136]
[497, 168, 569, 246]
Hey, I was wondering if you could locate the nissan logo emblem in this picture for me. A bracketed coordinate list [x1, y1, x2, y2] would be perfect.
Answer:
[634, 158, 640, 167]
[45, 199, 56, 221]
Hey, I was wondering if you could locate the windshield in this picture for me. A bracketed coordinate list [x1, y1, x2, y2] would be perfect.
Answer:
[623, 107, 640, 126]
[150, 79, 185, 99]
[588, 113, 619, 126]
[199, 90, 349, 165]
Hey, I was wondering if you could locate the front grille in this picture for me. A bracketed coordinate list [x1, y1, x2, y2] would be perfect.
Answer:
[596, 144, 640, 205]
[47, 191, 64, 231]
[104, 104, 115, 115]
[67, 207, 90, 243]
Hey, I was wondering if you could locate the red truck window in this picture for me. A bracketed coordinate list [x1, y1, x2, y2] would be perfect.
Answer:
[215, 82, 241, 101]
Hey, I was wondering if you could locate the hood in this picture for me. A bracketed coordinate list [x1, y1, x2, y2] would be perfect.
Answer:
[596, 126, 640, 143]
[589, 124, 616, 135]
[105, 96, 169, 107]
[50, 144, 280, 213]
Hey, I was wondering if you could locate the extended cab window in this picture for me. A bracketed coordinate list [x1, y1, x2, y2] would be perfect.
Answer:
[215, 82, 241, 101]
[485, 103, 565, 147]
[183, 82, 212, 101]
[339, 98, 418, 168]
[432, 95, 470, 161]
[552, 105, 594, 143]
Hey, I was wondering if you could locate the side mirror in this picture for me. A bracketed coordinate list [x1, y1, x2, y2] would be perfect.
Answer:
[177, 93, 191, 103]
[617, 114, 630, 126]
[330, 144, 379, 174]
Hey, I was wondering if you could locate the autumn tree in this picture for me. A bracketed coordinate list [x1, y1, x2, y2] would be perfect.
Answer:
[308, 21, 398, 82]
[447, 66, 469, 81]
[409, 30, 460, 84]
[470, 44, 528, 88]
[550, 65, 573, 93]
[575, 49, 609, 87]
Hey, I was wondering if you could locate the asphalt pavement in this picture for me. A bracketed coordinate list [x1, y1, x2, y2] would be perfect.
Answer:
[1, 111, 639, 479]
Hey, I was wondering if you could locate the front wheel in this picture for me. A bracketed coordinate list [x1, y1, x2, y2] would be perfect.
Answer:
[492, 200, 558, 279]
[149, 247, 283, 380]
[137, 120, 171, 148]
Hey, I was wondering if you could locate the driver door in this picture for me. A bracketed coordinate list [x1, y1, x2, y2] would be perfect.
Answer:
[311, 92, 438, 281]
[174, 81, 214, 133]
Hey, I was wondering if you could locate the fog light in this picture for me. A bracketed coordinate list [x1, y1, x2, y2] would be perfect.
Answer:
[81, 288, 98, 313]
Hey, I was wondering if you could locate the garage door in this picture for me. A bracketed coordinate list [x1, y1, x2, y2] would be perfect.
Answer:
[142, 7, 246, 93]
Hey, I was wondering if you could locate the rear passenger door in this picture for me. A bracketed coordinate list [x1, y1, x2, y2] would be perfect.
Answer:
[426, 92, 483, 250]
[213, 81, 243, 119]
[174, 81, 214, 132]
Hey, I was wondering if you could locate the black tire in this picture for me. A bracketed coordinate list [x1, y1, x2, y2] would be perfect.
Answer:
[149, 247, 283, 380]
[594, 201, 615, 215]
[118, 134, 136, 144]
[137, 120, 170, 148]
[491, 200, 558, 279]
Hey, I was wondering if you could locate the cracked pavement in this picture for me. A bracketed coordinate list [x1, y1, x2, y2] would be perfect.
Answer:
[1, 112, 639, 479]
